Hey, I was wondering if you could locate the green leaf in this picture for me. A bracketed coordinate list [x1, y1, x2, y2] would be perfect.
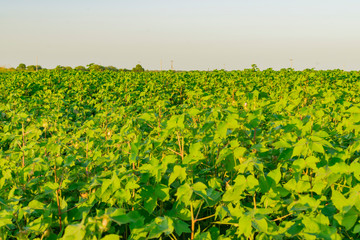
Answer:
[111, 172, 121, 193]
[28, 200, 45, 210]
[110, 211, 144, 228]
[101, 179, 112, 195]
[130, 142, 139, 164]
[142, 184, 170, 214]
[101, 235, 120, 240]
[332, 189, 353, 212]
[27, 216, 46, 231]
[237, 214, 252, 237]
[353, 224, 360, 234]
[61, 224, 86, 240]
[305, 156, 319, 169]
[334, 208, 358, 230]
[194, 232, 212, 240]
[183, 142, 204, 165]
[234, 147, 247, 158]
[0, 210, 13, 228]
[259, 176, 271, 193]
[192, 182, 207, 191]
[309, 141, 324, 154]
[147, 216, 174, 239]
[44, 182, 60, 194]
[176, 183, 193, 205]
[267, 166, 281, 185]
[166, 115, 185, 129]
[246, 175, 259, 190]
[273, 139, 292, 148]
[169, 165, 187, 186]
[174, 219, 191, 235]
[222, 186, 245, 202]
[139, 113, 154, 121]
[215, 122, 227, 139]
[292, 139, 307, 157]
[253, 216, 268, 233]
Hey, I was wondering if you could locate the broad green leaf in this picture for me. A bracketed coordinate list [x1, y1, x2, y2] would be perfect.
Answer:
[147, 216, 174, 239]
[332, 189, 353, 213]
[309, 141, 324, 154]
[292, 139, 307, 157]
[169, 165, 187, 186]
[252, 216, 268, 233]
[334, 208, 358, 230]
[101, 235, 120, 240]
[61, 224, 86, 240]
[267, 166, 281, 185]
[174, 219, 191, 235]
[28, 200, 45, 210]
[0, 210, 13, 228]
[176, 183, 193, 204]
[237, 214, 252, 237]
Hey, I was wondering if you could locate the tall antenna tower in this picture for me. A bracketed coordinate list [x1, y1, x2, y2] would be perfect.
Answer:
[160, 60, 162, 71]
[171, 60, 174, 71]
[36, 56, 38, 72]
[290, 59, 293, 69]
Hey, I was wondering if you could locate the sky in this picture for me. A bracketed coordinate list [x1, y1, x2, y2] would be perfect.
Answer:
[1, 0, 360, 71]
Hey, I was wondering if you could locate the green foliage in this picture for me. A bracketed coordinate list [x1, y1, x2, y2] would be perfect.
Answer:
[87, 63, 105, 72]
[75, 66, 87, 71]
[106, 66, 118, 72]
[26, 65, 42, 71]
[56, 66, 73, 71]
[16, 63, 26, 71]
[0, 69, 360, 239]
[251, 63, 259, 71]
[0, 67, 15, 73]
[132, 64, 145, 72]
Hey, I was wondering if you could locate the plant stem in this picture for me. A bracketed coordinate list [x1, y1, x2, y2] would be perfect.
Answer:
[253, 193, 257, 210]
[191, 203, 195, 240]
[54, 164, 62, 232]
[195, 214, 215, 222]
[22, 123, 25, 168]
[253, 127, 257, 143]
[273, 213, 293, 222]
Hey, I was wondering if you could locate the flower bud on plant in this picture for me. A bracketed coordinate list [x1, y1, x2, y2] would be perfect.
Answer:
[80, 192, 88, 199]
[43, 229, 50, 237]
[100, 215, 110, 232]
[244, 102, 248, 111]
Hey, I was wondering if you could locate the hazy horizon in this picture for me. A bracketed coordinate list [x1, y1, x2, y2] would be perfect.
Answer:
[1, 0, 360, 71]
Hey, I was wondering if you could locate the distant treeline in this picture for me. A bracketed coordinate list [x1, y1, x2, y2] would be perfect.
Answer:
[2, 63, 350, 73]
[0, 63, 146, 72]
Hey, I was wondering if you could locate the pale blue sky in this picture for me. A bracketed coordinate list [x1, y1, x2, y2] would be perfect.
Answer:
[1, 0, 359, 70]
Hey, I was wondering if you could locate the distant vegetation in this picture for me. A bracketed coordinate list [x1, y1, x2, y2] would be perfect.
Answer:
[0, 63, 146, 72]
[132, 64, 145, 73]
